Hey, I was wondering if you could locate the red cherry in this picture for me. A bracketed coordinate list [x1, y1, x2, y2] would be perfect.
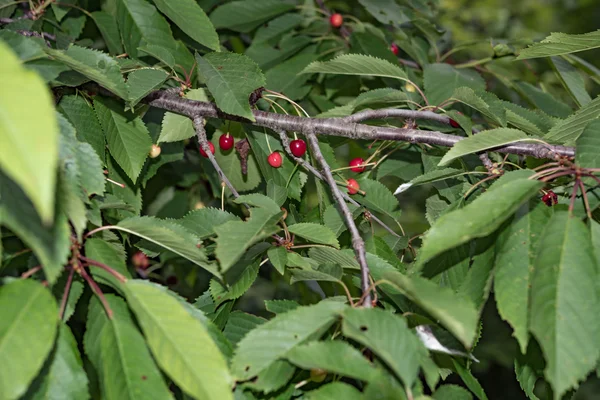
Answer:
[329, 13, 343, 28]
[268, 152, 283, 168]
[349, 157, 366, 173]
[449, 119, 460, 128]
[290, 139, 307, 157]
[347, 179, 360, 195]
[390, 43, 399, 56]
[219, 133, 234, 150]
[131, 251, 149, 269]
[542, 191, 558, 206]
[199, 142, 215, 157]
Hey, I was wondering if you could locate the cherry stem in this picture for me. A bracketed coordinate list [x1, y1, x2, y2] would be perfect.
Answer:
[21, 265, 42, 279]
[59, 267, 75, 320]
[84, 225, 114, 238]
[578, 179, 593, 220]
[569, 179, 580, 215]
[540, 170, 575, 182]
[78, 263, 113, 319]
[106, 177, 126, 188]
[79, 256, 127, 283]
[331, 162, 377, 172]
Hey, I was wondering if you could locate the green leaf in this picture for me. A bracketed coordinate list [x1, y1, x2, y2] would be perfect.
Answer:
[576, 120, 600, 171]
[424, 63, 486, 106]
[84, 295, 172, 400]
[0, 280, 58, 400]
[46, 46, 128, 99]
[302, 54, 409, 81]
[91, 11, 123, 55]
[125, 281, 233, 400]
[117, 0, 178, 59]
[357, 0, 409, 26]
[214, 206, 282, 273]
[157, 89, 208, 143]
[126, 68, 168, 108]
[266, 180, 288, 207]
[209, 0, 294, 33]
[515, 82, 572, 118]
[138, 45, 175, 69]
[551, 56, 592, 107]
[179, 207, 240, 239]
[357, 178, 401, 220]
[323, 203, 361, 237]
[209, 262, 259, 306]
[341, 308, 423, 387]
[418, 172, 544, 266]
[209, 131, 262, 192]
[54, 279, 84, 323]
[265, 53, 317, 100]
[223, 311, 266, 347]
[409, 168, 465, 186]
[196, 52, 266, 120]
[529, 211, 599, 399]
[244, 359, 296, 394]
[85, 238, 131, 290]
[58, 95, 106, 164]
[286, 340, 379, 382]
[267, 246, 287, 275]
[287, 223, 340, 248]
[231, 301, 346, 380]
[502, 101, 556, 137]
[433, 384, 473, 400]
[381, 269, 479, 349]
[439, 128, 530, 166]
[451, 87, 506, 126]
[0, 171, 71, 284]
[305, 382, 363, 400]
[0, 41, 58, 224]
[235, 193, 281, 213]
[0, 30, 46, 62]
[494, 201, 551, 353]
[114, 216, 219, 276]
[545, 95, 600, 145]
[152, 0, 220, 51]
[27, 324, 89, 400]
[517, 30, 600, 59]
[94, 97, 152, 182]
[452, 359, 488, 400]
[308, 247, 360, 270]
[264, 299, 300, 315]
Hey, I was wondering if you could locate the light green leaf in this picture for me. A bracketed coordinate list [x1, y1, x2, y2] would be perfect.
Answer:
[209, 0, 294, 33]
[286, 340, 379, 382]
[235, 193, 281, 213]
[494, 201, 551, 353]
[267, 246, 287, 275]
[117, 0, 178, 59]
[85, 238, 131, 290]
[439, 128, 531, 166]
[91, 11, 123, 55]
[424, 63, 486, 106]
[433, 385, 473, 400]
[179, 207, 240, 239]
[214, 206, 282, 273]
[266, 180, 288, 207]
[418, 172, 543, 265]
[341, 308, 423, 387]
[231, 301, 346, 380]
[0, 29, 46, 62]
[305, 382, 363, 400]
[58, 95, 106, 164]
[529, 211, 599, 399]
[517, 30, 600, 59]
[451, 87, 506, 126]
[545, 95, 600, 144]
[244, 359, 295, 394]
[308, 247, 360, 270]
[158, 88, 208, 143]
[381, 269, 479, 348]
[302, 54, 408, 81]
[125, 281, 233, 400]
[264, 299, 300, 315]
[357, 0, 409, 26]
[84, 295, 172, 400]
[94, 97, 152, 182]
[357, 178, 401, 220]
[223, 311, 266, 347]
[152, 0, 220, 51]
[287, 223, 340, 248]
[196, 52, 266, 120]
[0, 280, 58, 400]
[126, 68, 168, 107]
[28, 324, 89, 400]
[138, 45, 175, 69]
[502, 101, 556, 137]
[289, 265, 342, 284]
[0, 41, 58, 224]
[515, 82, 572, 118]
[46, 46, 128, 99]
[551, 56, 591, 107]
[114, 216, 219, 276]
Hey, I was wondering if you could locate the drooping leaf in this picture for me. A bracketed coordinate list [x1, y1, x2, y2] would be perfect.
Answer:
[113, 216, 219, 276]
[84, 295, 173, 400]
[451, 87, 506, 126]
[424, 63, 486, 106]
[517, 30, 600, 59]
[231, 301, 346, 380]
[529, 211, 599, 399]
[94, 97, 152, 182]
[303, 54, 409, 82]
[515, 82, 572, 118]
[0, 280, 58, 400]
[287, 223, 340, 248]
[551, 56, 592, 107]
[91, 11, 123, 55]
[417, 171, 544, 266]
[45, 46, 128, 99]
[576, 120, 600, 171]
[152, 0, 220, 51]
[267, 246, 287, 275]
[179, 207, 240, 239]
[126, 68, 168, 108]
[0, 41, 58, 224]
[545, 95, 600, 144]
[209, 0, 294, 33]
[196, 52, 266, 120]
[342, 308, 424, 387]
[125, 281, 233, 399]
[439, 128, 530, 166]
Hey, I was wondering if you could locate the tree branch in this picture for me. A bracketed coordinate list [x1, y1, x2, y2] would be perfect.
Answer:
[144, 91, 574, 160]
[305, 131, 372, 307]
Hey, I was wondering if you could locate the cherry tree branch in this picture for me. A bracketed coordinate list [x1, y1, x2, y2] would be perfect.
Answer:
[305, 131, 372, 307]
[144, 91, 574, 160]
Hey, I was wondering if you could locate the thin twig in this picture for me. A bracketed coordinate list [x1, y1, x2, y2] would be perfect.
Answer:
[78, 263, 113, 319]
[578, 179, 593, 220]
[305, 131, 372, 307]
[59, 267, 75, 320]
[21, 265, 42, 279]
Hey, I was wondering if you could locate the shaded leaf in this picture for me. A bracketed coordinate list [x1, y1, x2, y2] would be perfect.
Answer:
[545, 95, 600, 144]
[179, 207, 240, 240]
[210, 0, 294, 33]
[551, 56, 591, 107]
[517, 30, 600, 59]
[287, 223, 339, 248]
[126, 68, 168, 108]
